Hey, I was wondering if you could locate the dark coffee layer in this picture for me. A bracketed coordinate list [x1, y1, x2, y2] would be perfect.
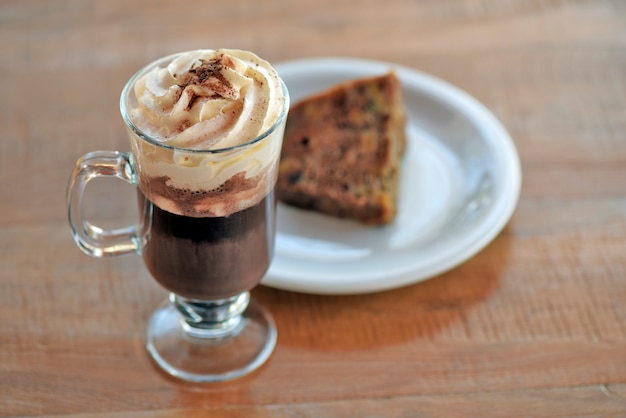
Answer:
[138, 190, 275, 300]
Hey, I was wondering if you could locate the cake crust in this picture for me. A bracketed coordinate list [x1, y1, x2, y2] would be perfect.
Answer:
[276, 72, 407, 225]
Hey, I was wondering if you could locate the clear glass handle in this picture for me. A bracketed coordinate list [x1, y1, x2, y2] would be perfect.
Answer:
[67, 150, 141, 257]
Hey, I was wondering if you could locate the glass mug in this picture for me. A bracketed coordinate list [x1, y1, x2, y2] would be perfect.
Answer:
[67, 51, 289, 382]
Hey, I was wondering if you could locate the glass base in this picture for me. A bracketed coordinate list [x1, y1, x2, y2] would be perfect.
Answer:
[146, 294, 277, 382]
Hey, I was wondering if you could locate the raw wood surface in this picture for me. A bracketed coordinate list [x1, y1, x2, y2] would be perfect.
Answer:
[2, 0, 626, 416]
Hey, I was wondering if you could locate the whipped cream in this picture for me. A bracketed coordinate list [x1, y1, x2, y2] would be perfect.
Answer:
[130, 49, 284, 150]
[123, 49, 288, 217]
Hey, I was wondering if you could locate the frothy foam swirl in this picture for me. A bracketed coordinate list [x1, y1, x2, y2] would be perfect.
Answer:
[130, 49, 283, 150]
[125, 49, 287, 218]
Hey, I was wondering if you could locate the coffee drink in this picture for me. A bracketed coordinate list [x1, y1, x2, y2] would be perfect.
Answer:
[67, 49, 288, 381]
[123, 49, 288, 300]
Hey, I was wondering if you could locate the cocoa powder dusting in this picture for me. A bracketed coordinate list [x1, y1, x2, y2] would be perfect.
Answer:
[177, 56, 238, 103]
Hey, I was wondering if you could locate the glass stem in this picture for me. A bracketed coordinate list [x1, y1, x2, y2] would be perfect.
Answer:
[171, 291, 250, 338]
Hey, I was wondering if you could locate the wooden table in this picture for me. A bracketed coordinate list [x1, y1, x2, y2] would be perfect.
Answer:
[3, 0, 626, 416]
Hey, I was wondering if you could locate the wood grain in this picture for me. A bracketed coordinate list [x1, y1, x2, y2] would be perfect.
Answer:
[2, 0, 626, 416]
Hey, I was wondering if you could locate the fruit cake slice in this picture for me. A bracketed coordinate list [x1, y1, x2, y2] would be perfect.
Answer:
[276, 71, 407, 225]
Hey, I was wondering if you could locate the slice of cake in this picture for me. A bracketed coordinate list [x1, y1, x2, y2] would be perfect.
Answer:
[276, 71, 407, 225]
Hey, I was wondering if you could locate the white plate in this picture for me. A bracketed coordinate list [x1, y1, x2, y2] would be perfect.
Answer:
[262, 57, 521, 295]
